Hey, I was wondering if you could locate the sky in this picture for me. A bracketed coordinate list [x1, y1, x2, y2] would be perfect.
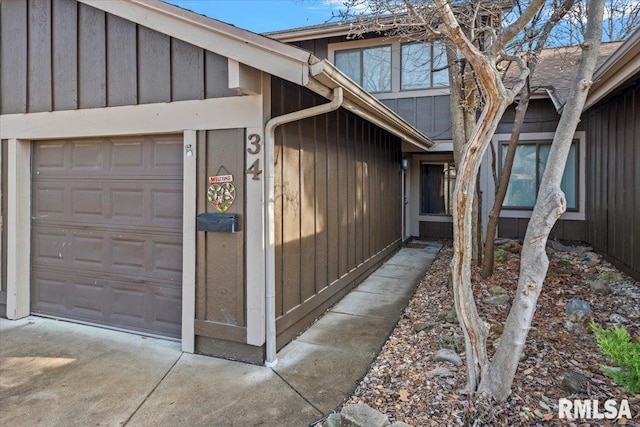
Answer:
[164, 0, 346, 33]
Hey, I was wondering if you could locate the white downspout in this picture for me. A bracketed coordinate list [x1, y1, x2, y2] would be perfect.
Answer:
[264, 86, 344, 367]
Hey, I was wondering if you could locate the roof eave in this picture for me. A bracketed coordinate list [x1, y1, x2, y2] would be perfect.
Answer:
[584, 29, 640, 110]
[266, 25, 353, 43]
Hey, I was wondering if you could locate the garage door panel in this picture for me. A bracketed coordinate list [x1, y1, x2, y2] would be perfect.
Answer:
[33, 225, 182, 282]
[32, 135, 183, 338]
[152, 140, 184, 169]
[151, 188, 183, 223]
[32, 228, 68, 266]
[32, 180, 182, 229]
[32, 269, 182, 338]
[33, 142, 66, 169]
[33, 136, 183, 178]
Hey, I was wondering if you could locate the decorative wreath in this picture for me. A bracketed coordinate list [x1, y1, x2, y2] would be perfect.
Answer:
[207, 182, 236, 212]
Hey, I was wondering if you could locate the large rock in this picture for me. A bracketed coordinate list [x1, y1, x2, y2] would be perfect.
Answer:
[565, 299, 592, 317]
[483, 294, 510, 305]
[341, 403, 390, 427]
[565, 300, 593, 333]
[561, 371, 589, 393]
[434, 348, 463, 367]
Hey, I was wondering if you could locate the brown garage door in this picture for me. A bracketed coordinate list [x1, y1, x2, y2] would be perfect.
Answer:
[31, 135, 183, 338]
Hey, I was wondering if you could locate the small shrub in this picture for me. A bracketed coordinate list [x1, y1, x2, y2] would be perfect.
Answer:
[591, 321, 640, 394]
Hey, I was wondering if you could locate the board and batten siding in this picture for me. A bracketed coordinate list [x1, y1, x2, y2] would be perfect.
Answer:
[585, 74, 640, 280]
[272, 78, 403, 348]
[193, 129, 259, 362]
[0, 0, 237, 115]
[381, 96, 453, 141]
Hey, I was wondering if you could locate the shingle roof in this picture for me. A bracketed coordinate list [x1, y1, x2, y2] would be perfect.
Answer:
[528, 42, 622, 108]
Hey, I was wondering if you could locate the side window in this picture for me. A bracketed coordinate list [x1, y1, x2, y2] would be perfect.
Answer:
[502, 141, 578, 210]
[420, 162, 456, 215]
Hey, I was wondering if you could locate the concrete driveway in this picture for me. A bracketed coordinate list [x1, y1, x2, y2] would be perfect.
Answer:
[0, 242, 440, 426]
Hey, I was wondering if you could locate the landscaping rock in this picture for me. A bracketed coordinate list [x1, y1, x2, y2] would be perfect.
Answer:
[582, 252, 601, 267]
[494, 248, 508, 263]
[588, 278, 611, 295]
[565, 299, 592, 317]
[560, 371, 589, 393]
[483, 294, 510, 305]
[325, 413, 342, 427]
[426, 367, 454, 378]
[565, 300, 593, 332]
[341, 403, 390, 427]
[436, 333, 465, 353]
[610, 313, 629, 324]
[389, 422, 413, 427]
[439, 308, 458, 324]
[489, 285, 507, 295]
[413, 322, 429, 333]
[434, 348, 463, 367]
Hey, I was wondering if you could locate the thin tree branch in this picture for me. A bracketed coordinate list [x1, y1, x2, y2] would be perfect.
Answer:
[495, 0, 547, 53]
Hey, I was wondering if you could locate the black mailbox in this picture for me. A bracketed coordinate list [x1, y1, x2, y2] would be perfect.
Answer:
[196, 213, 240, 233]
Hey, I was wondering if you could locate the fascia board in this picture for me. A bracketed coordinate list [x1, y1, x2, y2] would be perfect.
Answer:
[584, 34, 640, 110]
[266, 26, 352, 43]
[79, 0, 310, 86]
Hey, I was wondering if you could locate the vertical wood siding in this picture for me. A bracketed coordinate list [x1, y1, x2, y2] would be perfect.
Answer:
[585, 75, 639, 280]
[0, 0, 236, 115]
[381, 96, 452, 140]
[272, 78, 403, 347]
[195, 129, 247, 344]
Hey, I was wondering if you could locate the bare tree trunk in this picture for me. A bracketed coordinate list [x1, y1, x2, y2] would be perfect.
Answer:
[481, 96, 530, 277]
[446, 42, 466, 168]
[434, 0, 532, 392]
[478, 0, 604, 401]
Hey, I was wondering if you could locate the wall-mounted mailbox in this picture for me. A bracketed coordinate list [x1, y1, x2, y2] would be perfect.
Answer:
[196, 213, 240, 233]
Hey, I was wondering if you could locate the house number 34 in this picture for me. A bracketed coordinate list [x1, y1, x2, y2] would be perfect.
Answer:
[246, 133, 263, 180]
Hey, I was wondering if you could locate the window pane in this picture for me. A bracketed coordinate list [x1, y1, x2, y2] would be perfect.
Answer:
[335, 50, 361, 85]
[503, 145, 537, 207]
[420, 163, 456, 215]
[538, 143, 577, 209]
[362, 46, 391, 92]
[431, 41, 449, 87]
[402, 43, 431, 90]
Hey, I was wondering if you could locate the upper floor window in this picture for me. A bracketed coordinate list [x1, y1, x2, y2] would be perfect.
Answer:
[401, 41, 449, 90]
[334, 45, 392, 92]
[502, 141, 578, 210]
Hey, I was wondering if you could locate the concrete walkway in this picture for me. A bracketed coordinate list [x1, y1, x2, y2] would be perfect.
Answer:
[0, 241, 441, 427]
